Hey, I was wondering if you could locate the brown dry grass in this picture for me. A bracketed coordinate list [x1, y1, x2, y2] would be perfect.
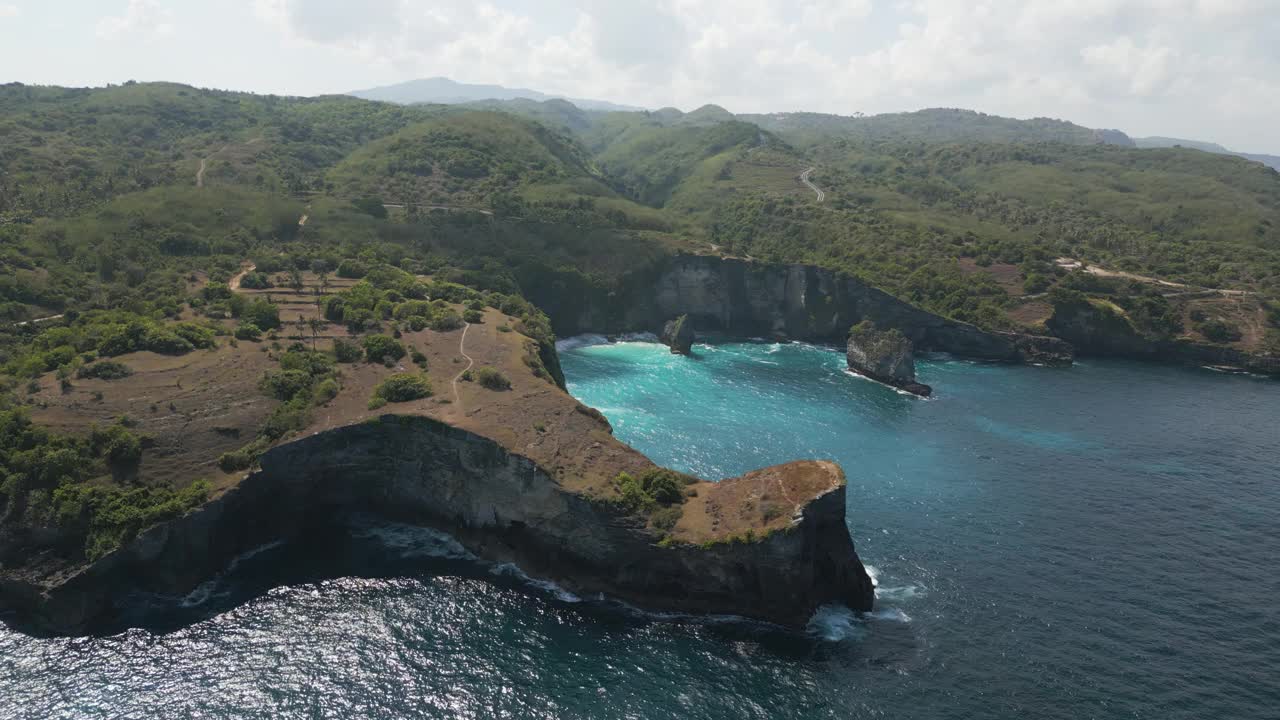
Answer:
[31, 273, 846, 543]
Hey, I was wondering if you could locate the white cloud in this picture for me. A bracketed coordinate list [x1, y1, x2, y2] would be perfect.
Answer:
[0, 4, 20, 19]
[97, 0, 175, 39]
[249, 0, 1280, 151]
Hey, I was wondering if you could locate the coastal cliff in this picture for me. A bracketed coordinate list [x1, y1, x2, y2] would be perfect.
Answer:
[540, 254, 1072, 365]
[1048, 298, 1280, 375]
[1, 417, 873, 634]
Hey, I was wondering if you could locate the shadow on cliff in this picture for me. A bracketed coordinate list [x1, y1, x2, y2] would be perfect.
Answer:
[1, 516, 907, 664]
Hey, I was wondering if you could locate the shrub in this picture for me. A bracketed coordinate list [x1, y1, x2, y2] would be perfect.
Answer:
[242, 299, 281, 330]
[475, 367, 511, 390]
[91, 424, 143, 467]
[332, 337, 363, 363]
[172, 322, 218, 349]
[615, 472, 656, 514]
[372, 373, 433, 403]
[278, 348, 334, 376]
[410, 349, 428, 368]
[637, 468, 685, 505]
[336, 259, 369, 279]
[77, 360, 133, 380]
[259, 369, 314, 401]
[234, 323, 262, 341]
[314, 378, 340, 403]
[219, 448, 255, 472]
[431, 311, 464, 331]
[238, 272, 273, 289]
[367, 396, 388, 410]
[463, 309, 484, 324]
[1197, 318, 1243, 343]
[362, 335, 406, 363]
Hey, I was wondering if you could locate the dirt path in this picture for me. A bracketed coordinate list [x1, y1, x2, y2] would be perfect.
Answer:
[1055, 258, 1252, 297]
[196, 145, 229, 188]
[451, 322, 474, 406]
[800, 167, 825, 202]
[228, 262, 256, 291]
[15, 314, 63, 327]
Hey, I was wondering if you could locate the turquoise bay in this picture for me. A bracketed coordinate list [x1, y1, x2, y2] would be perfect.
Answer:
[3, 338, 1278, 719]
[561, 338, 1280, 718]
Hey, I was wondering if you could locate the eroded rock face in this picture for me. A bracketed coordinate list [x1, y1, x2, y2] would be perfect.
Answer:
[660, 315, 694, 354]
[2, 417, 874, 634]
[846, 323, 931, 397]
[1047, 298, 1280, 375]
[543, 254, 1073, 366]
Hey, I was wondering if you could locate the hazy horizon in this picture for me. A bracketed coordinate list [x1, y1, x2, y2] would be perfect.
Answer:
[2, 0, 1279, 154]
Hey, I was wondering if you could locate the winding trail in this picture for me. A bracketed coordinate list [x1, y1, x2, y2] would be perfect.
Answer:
[228, 262, 256, 291]
[196, 145, 228, 188]
[451, 322, 474, 406]
[800, 166, 825, 202]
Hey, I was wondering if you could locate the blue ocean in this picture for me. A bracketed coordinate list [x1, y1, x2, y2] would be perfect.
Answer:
[3, 338, 1278, 719]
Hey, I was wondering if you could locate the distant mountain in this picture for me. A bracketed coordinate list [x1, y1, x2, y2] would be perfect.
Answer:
[349, 77, 642, 113]
[1135, 136, 1280, 171]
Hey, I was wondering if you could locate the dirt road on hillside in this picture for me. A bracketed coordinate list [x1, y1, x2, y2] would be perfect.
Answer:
[800, 167, 825, 202]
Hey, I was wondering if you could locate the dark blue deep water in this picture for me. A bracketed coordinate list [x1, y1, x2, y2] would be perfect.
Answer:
[3, 339, 1278, 719]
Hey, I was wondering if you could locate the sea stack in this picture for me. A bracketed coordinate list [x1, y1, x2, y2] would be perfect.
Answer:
[660, 315, 695, 355]
[846, 321, 932, 397]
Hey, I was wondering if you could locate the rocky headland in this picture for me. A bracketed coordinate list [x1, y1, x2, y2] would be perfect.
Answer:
[0, 298, 875, 635]
[660, 315, 695, 354]
[846, 321, 932, 396]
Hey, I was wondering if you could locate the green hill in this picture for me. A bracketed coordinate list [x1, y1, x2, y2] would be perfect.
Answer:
[325, 110, 601, 207]
[738, 108, 1133, 148]
[0, 81, 1277, 355]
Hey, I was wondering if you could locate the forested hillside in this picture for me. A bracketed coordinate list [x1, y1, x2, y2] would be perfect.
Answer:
[1, 80, 1278, 563]
[2, 81, 1279, 351]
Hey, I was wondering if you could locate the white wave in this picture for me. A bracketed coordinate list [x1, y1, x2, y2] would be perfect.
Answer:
[806, 604, 867, 642]
[874, 585, 922, 602]
[866, 608, 912, 623]
[489, 563, 581, 603]
[555, 334, 610, 352]
[180, 540, 285, 607]
[764, 343, 783, 354]
[841, 369, 930, 398]
[180, 580, 219, 608]
[225, 540, 285, 573]
[350, 521, 476, 562]
[864, 564, 880, 587]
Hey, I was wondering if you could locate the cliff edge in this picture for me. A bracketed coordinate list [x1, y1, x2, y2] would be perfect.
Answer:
[0, 295, 874, 634]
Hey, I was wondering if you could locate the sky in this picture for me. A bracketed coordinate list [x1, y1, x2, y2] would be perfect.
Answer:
[2, 0, 1279, 152]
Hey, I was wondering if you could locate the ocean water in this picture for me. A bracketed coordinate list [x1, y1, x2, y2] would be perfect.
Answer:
[3, 339, 1279, 719]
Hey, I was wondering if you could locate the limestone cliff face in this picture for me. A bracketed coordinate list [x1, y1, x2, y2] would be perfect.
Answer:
[2, 416, 874, 634]
[1048, 301, 1280, 375]
[544, 255, 1072, 365]
[846, 323, 931, 396]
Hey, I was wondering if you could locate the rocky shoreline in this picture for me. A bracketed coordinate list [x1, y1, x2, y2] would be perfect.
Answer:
[0, 417, 874, 635]
[538, 254, 1074, 366]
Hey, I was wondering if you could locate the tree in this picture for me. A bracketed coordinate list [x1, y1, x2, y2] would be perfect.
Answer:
[307, 318, 325, 351]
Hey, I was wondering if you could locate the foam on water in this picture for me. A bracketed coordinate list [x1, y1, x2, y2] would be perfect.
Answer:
[4, 341, 1279, 720]
[555, 333, 610, 352]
